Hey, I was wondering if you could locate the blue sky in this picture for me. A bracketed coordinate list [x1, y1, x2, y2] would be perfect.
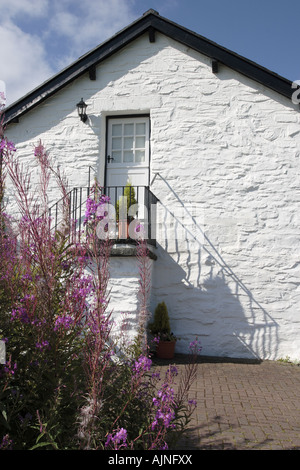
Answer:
[1, 0, 300, 105]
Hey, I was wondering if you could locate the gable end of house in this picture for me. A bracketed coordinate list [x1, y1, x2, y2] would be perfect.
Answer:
[3, 9, 296, 125]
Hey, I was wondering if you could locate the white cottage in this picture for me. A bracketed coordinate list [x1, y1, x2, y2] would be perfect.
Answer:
[3, 10, 300, 361]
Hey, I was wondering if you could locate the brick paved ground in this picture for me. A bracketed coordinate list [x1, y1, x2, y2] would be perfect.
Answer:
[153, 355, 300, 450]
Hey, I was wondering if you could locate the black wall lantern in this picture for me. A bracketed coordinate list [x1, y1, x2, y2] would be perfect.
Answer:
[76, 98, 88, 122]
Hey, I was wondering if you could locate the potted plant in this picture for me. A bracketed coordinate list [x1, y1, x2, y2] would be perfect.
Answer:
[148, 301, 177, 359]
[116, 182, 137, 239]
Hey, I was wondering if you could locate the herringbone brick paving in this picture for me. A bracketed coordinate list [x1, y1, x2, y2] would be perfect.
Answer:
[154, 355, 300, 450]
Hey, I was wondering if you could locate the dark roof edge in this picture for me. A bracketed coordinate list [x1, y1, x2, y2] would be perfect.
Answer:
[3, 10, 295, 124]
[3, 13, 154, 124]
[152, 14, 293, 99]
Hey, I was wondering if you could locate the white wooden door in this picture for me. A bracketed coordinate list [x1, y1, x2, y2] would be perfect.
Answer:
[106, 116, 150, 222]
[106, 116, 150, 187]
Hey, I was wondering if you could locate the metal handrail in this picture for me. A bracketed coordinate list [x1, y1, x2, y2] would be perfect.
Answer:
[48, 184, 159, 245]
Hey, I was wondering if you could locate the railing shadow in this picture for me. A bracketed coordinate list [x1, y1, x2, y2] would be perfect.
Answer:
[150, 173, 279, 360]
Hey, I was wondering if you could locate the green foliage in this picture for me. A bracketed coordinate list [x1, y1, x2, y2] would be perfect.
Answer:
[0, 231, 86, 449]
[148, 302, 172, 337]
[116, 182, 137, 221]
[277, 356, 300, 365]
[0, 139, 196, 450]
[149, 301, 171, 334]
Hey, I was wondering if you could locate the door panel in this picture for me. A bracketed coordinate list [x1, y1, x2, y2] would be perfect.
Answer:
[106, 116, 150, 188]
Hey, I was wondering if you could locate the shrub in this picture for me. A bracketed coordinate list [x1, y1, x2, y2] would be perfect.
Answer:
[116, 181, 137, 222]
[149, 302, 171, 335]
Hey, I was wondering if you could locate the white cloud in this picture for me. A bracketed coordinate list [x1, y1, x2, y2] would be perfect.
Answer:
[48, 0, 136, 58]
[0, 0, 137, 105]
[0, 0, 52, 104]
[1, 0, 49, 21]
[0, 21, 54, 105]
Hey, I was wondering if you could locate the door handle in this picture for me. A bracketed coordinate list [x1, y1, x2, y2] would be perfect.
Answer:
[107, 155, 114, 163]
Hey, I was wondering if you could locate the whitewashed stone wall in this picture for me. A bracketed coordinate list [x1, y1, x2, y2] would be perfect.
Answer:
[107, 251, 154, 349]
[5, 32, 300, 360]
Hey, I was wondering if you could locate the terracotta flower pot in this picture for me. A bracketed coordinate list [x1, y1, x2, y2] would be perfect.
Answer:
[156, 340, 176, 359]
[118, 217, 137, 239]
[118, 219, 129, 239]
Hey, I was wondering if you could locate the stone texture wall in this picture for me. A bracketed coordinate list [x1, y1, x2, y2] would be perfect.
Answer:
[5, 32, 300, 360]
[108, 252, 154, 350]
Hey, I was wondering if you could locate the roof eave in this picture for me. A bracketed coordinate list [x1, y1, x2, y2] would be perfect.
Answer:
[3, 13, 154, 124]
[3, 10, 294, 125]
[150, 14, 293, 99]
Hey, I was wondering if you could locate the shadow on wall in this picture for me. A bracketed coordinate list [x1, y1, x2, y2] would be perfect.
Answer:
[150, 175, 279, 360]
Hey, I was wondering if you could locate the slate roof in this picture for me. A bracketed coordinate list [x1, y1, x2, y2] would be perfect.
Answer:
[4, 9, 295, 125]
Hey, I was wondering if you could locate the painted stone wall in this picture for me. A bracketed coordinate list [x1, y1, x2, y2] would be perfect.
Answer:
[5, 32, 300, 360]
[107, 250, 154, 350]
